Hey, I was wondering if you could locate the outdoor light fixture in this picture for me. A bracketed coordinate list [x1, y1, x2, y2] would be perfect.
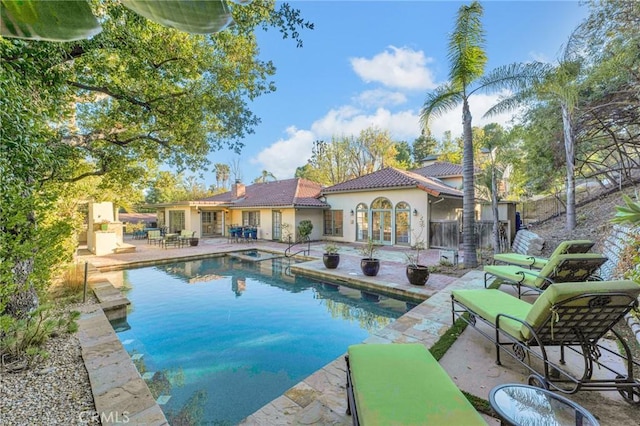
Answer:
[413, 209, 418, 216]
[350, 209, 354, 216]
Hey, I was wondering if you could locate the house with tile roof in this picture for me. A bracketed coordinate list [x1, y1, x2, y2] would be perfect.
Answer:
[150, 167, 464, 248]
[320, 167, 462, 247]
[150, 178, 328, 241]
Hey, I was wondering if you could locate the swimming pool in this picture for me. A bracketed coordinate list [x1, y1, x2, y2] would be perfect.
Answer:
[114, 255, 412, 425]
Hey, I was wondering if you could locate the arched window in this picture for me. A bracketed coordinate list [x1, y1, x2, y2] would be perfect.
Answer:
[355, 203, 369, 241]
[395, 202, 410, 245]
[371, 197, 392, 244]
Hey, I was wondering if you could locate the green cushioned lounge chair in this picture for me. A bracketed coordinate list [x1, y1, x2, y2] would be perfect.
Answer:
[484, 253, 608, 297]
[345, 343, 486, 425]
[451, 280, 640, 402]
[493, 240, 594, 269]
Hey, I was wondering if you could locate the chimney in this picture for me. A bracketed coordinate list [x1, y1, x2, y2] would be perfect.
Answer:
[232, 180, 245, 199]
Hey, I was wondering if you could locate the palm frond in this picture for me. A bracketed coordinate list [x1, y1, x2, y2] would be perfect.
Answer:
[420, 84, 464, 128]
[483, 90, 534, 117]
[448, 1, 486, 86]
[477, 62, 552, 94]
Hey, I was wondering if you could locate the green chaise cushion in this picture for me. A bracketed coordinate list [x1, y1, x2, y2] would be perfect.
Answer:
[485, 253, 608, 290]
[347, 343, 486, 426]
[451, 289, 533, 339]
[493, 253, 547, 269]
[493, 240, 594, 269]
[523, 280, 640, 340]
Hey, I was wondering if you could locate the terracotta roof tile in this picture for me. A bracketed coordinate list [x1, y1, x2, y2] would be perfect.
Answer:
[322, 167, 462, 197]
[412, 161, 463, 178]
[200, 178, 327, 208]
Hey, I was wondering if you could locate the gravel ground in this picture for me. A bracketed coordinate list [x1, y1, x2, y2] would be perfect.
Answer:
[0, 302, 100, 426]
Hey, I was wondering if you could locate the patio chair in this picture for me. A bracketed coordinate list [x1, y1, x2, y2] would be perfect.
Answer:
[345, 343, 486, 425]
[493, 239, 594, 269]
[451, 280, 640, 402]
[484, 253, 607, 297]
[147, 230, 162, 245]
[178, 230, 195, 247]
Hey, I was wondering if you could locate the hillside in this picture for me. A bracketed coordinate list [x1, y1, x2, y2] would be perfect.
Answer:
[528, 186, 638, 257]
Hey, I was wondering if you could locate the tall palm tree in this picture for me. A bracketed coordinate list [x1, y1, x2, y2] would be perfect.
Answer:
[421, 2, 548, 267]
[485, 33, 582, 230]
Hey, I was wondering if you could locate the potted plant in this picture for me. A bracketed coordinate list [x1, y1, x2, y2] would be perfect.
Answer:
[405, 216, 430, 285]
[322, 243, 340, 269]
[100, 219, 109, 231]
[359, 238, 381, 276]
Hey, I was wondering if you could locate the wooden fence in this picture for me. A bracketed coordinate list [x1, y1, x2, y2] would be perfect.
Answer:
[429, 220, 510, 251]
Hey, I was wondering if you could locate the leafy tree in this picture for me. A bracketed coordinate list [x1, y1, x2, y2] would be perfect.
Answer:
[1, 0, 312, 318]
[394, 140, 413, 169]
[412, 131, 438, 163]
[300, 127, 402, 186]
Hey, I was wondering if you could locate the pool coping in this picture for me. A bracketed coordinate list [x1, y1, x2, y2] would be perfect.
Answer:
[78, 263, 169, 425]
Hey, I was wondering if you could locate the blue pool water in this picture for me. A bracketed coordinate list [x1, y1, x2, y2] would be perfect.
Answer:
[114, 255, 412, 425]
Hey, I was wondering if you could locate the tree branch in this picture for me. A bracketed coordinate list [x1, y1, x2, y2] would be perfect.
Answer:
[66, 80, 152, 110]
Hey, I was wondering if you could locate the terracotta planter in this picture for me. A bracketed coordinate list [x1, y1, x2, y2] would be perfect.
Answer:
[406, 265, 430, 286]
[360, 258, 380, 277]
[323, 253, 340, 269]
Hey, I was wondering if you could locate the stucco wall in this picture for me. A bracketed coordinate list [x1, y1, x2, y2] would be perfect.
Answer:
[323, 188, 459, 245]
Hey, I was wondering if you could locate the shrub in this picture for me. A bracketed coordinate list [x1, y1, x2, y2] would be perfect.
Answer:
[0, 305, 80, 370]
[297, 220, 313, 240]
[324, 243, 340, 254]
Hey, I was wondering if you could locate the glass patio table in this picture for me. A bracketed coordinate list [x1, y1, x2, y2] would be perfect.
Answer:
[489, 383, 599, 426]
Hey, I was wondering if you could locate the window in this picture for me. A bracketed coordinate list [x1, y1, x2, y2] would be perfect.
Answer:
[242, 211, 260, 226]
[356, 203, 369, 241]
[169, 210, 185, 233]
[395, 202, 410, 245]
[323, 210, 343, 236]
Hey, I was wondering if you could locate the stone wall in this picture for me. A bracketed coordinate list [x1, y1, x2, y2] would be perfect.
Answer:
[599, 224, 640, 346]
[599, 224, 637, 280]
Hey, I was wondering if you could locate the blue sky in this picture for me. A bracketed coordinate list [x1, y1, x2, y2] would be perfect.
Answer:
[199, 1, 588, 186]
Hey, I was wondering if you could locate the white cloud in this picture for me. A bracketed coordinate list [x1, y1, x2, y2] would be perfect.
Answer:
[353, 89, 407, 108]
[350, 46, 437, 90]
[250, 126, 315, 179]
[311, 107, 420, 141]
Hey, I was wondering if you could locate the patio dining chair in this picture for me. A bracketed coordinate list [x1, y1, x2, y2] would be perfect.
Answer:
[345, 343, 486, 425]
[450, 280, 640, 401]
[493, 239, 594, 269]
[147, 230, 162, 245]
[484, 253, 608, 298]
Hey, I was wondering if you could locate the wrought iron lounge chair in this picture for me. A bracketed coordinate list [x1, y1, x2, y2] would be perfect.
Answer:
[484, 253, 607, 297]
[493, 239, 594, 269]
[345, 343, 486, 425]
[451, 280, 640, 402]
